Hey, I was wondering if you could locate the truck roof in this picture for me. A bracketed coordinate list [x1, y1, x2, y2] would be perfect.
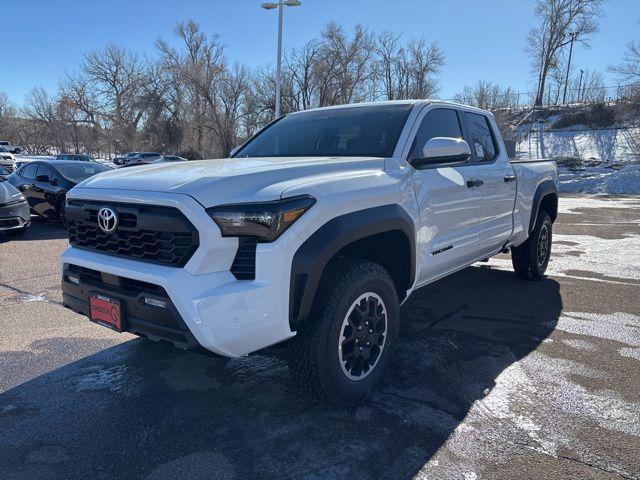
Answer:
[289, 99, 494, 117]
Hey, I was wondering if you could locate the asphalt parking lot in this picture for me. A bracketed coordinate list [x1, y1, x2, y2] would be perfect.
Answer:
[0, 194, 638, 480]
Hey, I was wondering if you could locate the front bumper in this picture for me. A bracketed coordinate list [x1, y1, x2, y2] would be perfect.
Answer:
[62, 264, 199, 349]
[61, 248, 296, 356]
[0, 201, 30, 230]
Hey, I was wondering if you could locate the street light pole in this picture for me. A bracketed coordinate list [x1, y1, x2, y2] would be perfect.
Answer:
[577, 69, 585, 103]
[262, 0, 302, 119]
[562, 31, 578, 105]
[275, 1, 284, 119]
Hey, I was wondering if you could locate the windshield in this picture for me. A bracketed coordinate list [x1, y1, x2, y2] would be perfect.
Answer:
[56, 163, 110, 183]
[234, 104, 413, 158]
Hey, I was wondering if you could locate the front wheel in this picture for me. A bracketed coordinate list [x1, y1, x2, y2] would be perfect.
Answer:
[287, 258, 399, 406]
[511, 210, 553, 280]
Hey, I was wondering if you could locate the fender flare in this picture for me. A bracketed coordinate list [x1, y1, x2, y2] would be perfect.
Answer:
[529, 180, 558, 233]
[289, 204, 416, 331]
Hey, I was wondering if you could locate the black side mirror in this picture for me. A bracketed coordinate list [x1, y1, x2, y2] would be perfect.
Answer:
[35, 174, 50, 183]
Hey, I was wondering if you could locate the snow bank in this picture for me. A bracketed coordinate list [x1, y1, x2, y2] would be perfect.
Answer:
[514, 124, 639, 194]
[559, 164, 640, 195]
[516, 126, 639, 164]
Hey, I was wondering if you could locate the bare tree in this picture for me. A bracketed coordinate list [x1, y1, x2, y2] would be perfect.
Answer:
[81, 44, 148, 151]
[285, 40, 322, 110]
[610, 41, 640, 83]
[454, 81, 518, 110]
[527, 0, 603, 107]
[570, 69, 605, 102]
[402, 38, 445, 99]
[373, 34, 444, 100]
[2, 19, 447, 158]
[0, 92, 18, 142]
[373, 32, 402, 100]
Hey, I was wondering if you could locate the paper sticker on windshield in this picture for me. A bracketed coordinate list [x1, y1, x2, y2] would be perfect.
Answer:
[474, 142, 485, 159]
[84, 168, 96, 174]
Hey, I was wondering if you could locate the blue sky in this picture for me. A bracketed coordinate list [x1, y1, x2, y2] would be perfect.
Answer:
[1, 0, 637, 106]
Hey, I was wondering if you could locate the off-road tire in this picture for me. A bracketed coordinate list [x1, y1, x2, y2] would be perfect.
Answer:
[511, 210, 552, 280]
[287, 258, 399, 406]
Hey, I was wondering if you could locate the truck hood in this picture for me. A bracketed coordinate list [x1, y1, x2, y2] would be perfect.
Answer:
[77, 156, 386, 206]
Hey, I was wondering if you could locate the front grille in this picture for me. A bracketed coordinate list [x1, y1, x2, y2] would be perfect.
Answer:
[230, 237, 257, 280]
[67, 201, 199, 267]
[0, 218, 19, 228]
[67, 264, 166, 297]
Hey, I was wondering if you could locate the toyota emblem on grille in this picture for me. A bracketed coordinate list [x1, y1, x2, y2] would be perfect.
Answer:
[97, 207, 118, 234]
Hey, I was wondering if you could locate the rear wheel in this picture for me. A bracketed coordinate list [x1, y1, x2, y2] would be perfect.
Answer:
[511, 210, 552, 280]
[287, 258, 399, 406]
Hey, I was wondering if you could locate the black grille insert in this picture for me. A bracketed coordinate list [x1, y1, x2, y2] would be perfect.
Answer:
[67, 201, 199, 267]
[231, 237, 257, 280]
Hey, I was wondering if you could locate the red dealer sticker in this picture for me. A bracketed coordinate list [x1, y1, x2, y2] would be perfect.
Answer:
[89, 294, 122, 332]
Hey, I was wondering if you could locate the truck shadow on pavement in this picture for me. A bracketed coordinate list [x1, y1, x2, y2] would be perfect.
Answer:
[0, 266, 562, 480]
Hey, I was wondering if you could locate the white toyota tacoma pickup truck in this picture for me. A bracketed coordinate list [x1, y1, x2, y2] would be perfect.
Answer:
[60, 100, 558, 405]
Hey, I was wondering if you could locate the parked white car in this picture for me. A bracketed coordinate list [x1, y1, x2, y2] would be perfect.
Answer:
[0, 141, 22, 154]
[0, 149, 15, 172]
[61, 100, 558, 405]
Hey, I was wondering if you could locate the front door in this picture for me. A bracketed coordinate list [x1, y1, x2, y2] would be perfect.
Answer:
[408, 107, 483, 283]
[32, 164, 61, 218]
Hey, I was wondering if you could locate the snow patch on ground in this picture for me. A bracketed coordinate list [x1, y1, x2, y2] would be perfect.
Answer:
[489, 233, 640, 283]
[555, 312, 640, 348]
[556, 195, 639, 214]
[619, 347, 640, 361]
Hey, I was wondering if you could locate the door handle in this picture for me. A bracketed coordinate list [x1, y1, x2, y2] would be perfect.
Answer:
[503, 175, 516, 183]
[466, 179, 484, 188]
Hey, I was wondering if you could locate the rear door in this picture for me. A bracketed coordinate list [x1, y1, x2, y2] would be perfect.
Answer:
[407, 107, 483, 283]
[462, 111, 516, 255]
[15, 162, 39, 209]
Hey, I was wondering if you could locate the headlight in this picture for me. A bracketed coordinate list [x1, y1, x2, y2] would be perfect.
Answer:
[4, 194, 26, 206]
[207, 195, 316, 242]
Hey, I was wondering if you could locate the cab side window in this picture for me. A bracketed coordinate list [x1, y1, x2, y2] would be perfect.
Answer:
[408, 108, 462, 161]
[36, 164, 56, 181]
[464, 112, 498, 162]
[21, 163, 39, 180]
